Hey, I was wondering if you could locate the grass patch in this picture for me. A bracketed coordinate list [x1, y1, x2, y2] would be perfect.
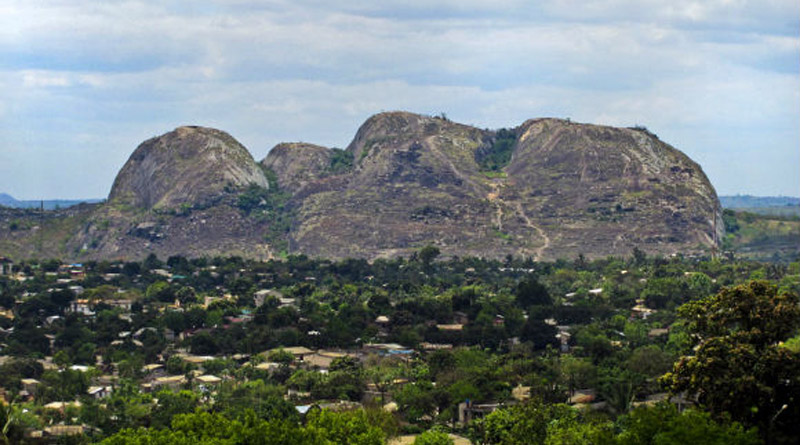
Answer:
[493, 228, 512, 240]
[481, 171, 507, 179]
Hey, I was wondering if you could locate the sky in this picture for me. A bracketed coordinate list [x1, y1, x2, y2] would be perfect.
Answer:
[0, 0, 798, 199]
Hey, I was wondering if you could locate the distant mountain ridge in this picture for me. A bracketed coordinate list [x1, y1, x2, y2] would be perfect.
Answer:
[720, 195, 800, 208]
[0, 112, 723, 261]
[0, 193, 103, 210]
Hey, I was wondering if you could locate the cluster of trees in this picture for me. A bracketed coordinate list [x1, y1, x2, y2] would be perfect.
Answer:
[477, 128, 517, 173]
[0, 249, 797, 443]
[473, 400, 759, 444]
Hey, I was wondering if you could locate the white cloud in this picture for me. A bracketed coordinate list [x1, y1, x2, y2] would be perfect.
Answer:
[0, 0, 797, 197]
[20, 71, 70, 88]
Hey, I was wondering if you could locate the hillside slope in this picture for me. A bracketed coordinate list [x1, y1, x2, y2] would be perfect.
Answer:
[263, 112, 722, 260]
[0, 112, 722, 261]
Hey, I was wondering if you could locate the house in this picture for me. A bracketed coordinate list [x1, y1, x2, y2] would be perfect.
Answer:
[363, 343, 407, 353]
[254, 289, 283, 307]
[153, 269, 172, 278]
[436, 324, 464, 331]
[87, 386, 111, 399]
[648, 328, 670, 338]
[58, 263, 85, 280]
[255, 362, 282, 372]
[631, 299, 656, 320]
[21, 378, 40, 396]
[143, 363, 165, 377]
[43, 425, 87, 437]
[176, 354, 215, 366]
[271, 346, 314, 361]
[108, 299, 133, 311]
[568, 389, 597, 405]
[303, 350, 356, 370]
[150, 375, 186, 391]
[419, 342, 453, 351]
[453, 312, 469, 324]
[511, 385, 531, 402]
[279, 297, 297, 309]
[43, 401, 82, 412]
[93, 375, 117, 387]
[458, 401, 502, 425]
[0, 257, 12, 276]
[555, 326, 572, 352]
[134, 327, 159, 338]
[196, 375, 222, 386]
[69, 299, 94, 316]
[287, 388, 312, 401]
[0, 309, 15, 320]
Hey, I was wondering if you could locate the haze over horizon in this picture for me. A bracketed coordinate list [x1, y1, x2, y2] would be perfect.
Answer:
[1, 0, 798, 200]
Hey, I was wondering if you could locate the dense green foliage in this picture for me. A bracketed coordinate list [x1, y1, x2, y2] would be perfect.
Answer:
[472, 400, 759, 445]
[101, 409, 386, 444]
[662, 280, 800, 443]
[0, 250, 798, 443]
[237, 169, 294, 251]
[721, 209, 800, 262]
[329, 148, 355, 174]
[477, 129, 517, 172]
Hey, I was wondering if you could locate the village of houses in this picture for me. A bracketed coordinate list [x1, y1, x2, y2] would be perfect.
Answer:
[0, 254, 714, 441]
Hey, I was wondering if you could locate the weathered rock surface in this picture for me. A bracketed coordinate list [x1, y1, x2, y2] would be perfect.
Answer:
[109, 126, 267, 210]
[267, 112, 722, 260]
[0, 112, 723, 261]
[261, 142, 333, 193]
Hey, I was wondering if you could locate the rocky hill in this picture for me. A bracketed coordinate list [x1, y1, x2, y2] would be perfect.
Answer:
[264, 112, 722, 260]
[109, 126, 268, 210]
[0, 112, 723, 261]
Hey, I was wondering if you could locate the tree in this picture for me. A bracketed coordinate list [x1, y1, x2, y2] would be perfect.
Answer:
[49, 287, 75, 310]
[267, 348, 295, 365]
[471, 399, 576, 445]
[365, 361, 401, 404]
[616, 403, 759, 445]
[414, 428, 453, 445]
[143, 253, 162, 271]
[515, 277, 552, 307]
[306, 409, 385, 445]
[146, 281, 174, 303]
[419, 245, 441, 270]
[215, 381, 297, 422]
[520, 318, 557, 350]
[559, 355, 595, 399]
[626, 345, 674, 378]
[597, 368, 641, 415]
[661, 280, 800, 443]
[151, 390, 199, 429]
[394, 381, 437, 423]
[0, 401, 25, 445]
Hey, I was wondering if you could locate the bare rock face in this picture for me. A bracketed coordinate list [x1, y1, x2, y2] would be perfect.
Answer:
[285, 112, 499, 259]
[261, 142, 333, 193]
[108, 126, 267, 210]
[0, 112, 724, 262]
[276, 112, 722, 260]
[504, 119, 723, 259]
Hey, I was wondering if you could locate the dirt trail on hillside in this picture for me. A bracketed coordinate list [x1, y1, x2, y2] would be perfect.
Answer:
[514, 202, 550, 260]
[486, 177, 550, 261]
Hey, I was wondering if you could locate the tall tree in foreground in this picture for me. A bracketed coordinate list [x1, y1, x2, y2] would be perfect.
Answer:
[661, 280, 800, 444]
